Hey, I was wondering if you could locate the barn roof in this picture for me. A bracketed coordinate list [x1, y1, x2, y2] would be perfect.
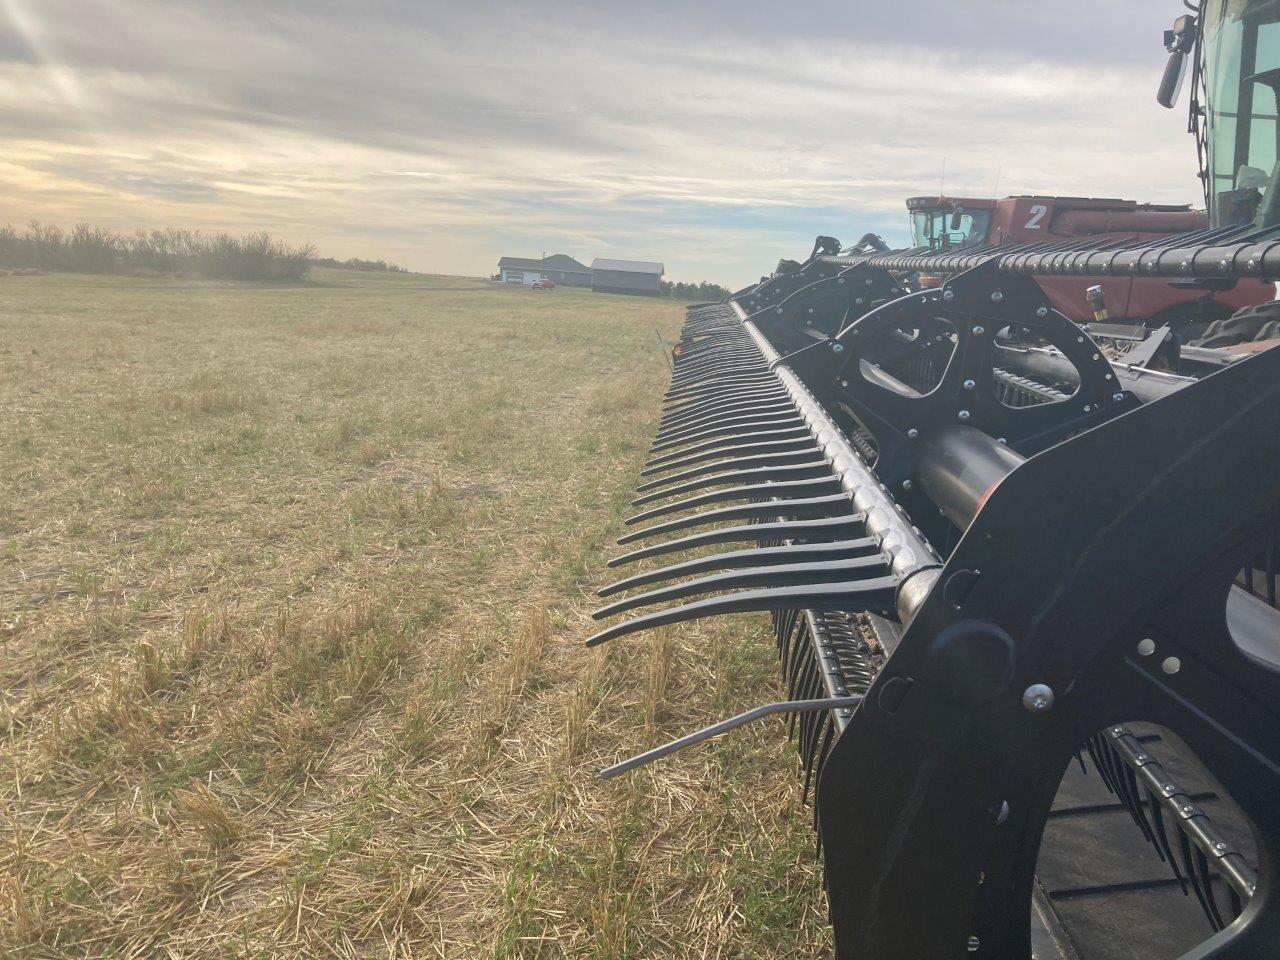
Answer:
[591, 258, 665, 275]
[498, 254, 590, 272]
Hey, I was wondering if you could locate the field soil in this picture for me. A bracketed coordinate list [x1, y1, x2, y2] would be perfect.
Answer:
[0, 269, 829, 958]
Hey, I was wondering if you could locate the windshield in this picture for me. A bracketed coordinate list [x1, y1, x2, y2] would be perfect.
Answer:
[909, 209, 993, 250]
[1202, 0, 1280, 226]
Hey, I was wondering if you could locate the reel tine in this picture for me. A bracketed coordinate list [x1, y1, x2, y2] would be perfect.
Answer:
[584, 578, 898, 647]
[624, 477, 843, 526]
[616, 494, 852, 545]
[606, 515, 867, 567]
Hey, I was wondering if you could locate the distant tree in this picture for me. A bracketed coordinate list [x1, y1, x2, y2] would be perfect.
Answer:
[0, 221, 314, 281]
[660, 279, 731, 301]
[311, 256, 409, 273]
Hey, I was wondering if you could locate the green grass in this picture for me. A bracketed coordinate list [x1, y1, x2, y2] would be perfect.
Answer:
[0, 268, 829, 957]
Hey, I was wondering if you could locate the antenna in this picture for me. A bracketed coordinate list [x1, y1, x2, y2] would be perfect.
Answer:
[940, 157, 947, 198]
[991, 165, 1002, 199]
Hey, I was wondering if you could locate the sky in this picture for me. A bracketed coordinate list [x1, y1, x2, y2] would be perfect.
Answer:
[0, 0, 1202, 287]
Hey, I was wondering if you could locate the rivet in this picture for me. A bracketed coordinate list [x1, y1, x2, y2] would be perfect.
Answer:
[1162, 656, 1181, 675]
[1022, 683, 1055, 713]
[1137, 638, 1156, 656]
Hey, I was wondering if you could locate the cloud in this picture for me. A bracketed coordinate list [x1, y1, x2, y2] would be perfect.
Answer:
[0, 0, 1201, 285]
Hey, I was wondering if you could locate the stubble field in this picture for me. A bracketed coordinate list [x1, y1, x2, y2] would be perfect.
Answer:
[0, 269, 829, 958]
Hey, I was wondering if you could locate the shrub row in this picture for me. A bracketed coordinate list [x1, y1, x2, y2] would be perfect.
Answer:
[0, 221, 315, 282]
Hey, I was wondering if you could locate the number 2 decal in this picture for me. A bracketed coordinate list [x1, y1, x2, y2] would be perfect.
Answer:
[1024, 204, 1048, 229]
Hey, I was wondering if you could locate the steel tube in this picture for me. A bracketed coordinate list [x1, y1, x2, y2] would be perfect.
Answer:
[918, 426, 1026, 529]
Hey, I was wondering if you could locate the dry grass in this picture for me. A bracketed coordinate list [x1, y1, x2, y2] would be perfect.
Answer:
[0, 268, 830, 957]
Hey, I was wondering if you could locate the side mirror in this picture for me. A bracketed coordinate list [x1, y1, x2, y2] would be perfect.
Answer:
[1158, 14, 1197, 108]
[1157, 49, 1188, 107]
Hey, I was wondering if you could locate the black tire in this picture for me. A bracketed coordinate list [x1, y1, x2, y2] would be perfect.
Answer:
[1191, 299, 1280, 347]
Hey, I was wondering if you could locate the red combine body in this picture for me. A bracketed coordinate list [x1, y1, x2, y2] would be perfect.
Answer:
[906, 195, 1273, 328]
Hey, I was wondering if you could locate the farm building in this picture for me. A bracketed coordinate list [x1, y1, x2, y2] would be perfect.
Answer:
[497, 254, 592, 286]
[591, 259, 664, 296]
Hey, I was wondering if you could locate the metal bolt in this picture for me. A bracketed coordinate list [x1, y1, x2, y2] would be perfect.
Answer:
[943, 289, 955, 301]
[1036, 305, 1049, 318]
[972, 325, 985, 336]
[958, 410, 971, 421]
[855, 298, 864, 305]
[840, 379, 849, 387]
[1022, 683, 1055, 713]
[776, 308, 783, 314]
[968, 936, 981, 953]
[990, 291, 1004, 302]
[907, 428, 919, 439]
[996, 437, 1007, 444]
[1113, 392, 1125, 403]
[902, 479, 913, 491]
[1216, 841, 1228, 851]
[807, 307, 814, 314]
[963, 378, 976, 390]
[831, 342, 844, 353]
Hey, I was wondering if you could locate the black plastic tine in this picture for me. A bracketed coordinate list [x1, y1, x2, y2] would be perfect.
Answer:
[665, 375, 778, 403]
[592, 555, 890, 620]
[642, 437, 818, 475]
[668, 364, 767, 388]
[670, 355, 765, 380]
[653, 412, 804, 448]
[662, 382, 785, 412]
[642, 427, 814, 467]
[1178, 828, 1217, 925]
[626, 476, 842, 526]
[1196, 847, 1227, 929]
[584, 576, 899, 647]
[663, 381, 786, 408]
[634, 448, 824, 494]
[661, 390, 790, 421]
[607, 515, 867, 567]
[660, 404, 798, 442]
[617, 494, 851, 546]
[665, 369, 774, 392]
[631, 462, 834, 507]
[658, 399, 797, 433]
[597, 538, 880, 598]
[1148, 790, 1188, 889]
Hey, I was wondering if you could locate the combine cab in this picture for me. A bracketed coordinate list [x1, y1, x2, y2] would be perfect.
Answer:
[588, 3, 1280, 958]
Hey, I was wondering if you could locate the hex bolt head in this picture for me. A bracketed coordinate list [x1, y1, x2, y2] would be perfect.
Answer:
[958, 410, 971, 421]
[943, 289, 955, 301]
[1022, 683, 1055, 713]
[1113, 392, 1125, 403]
[807, 307, 814, 314]
[902, 479, 913, 491]
[972, 325, 985, 336]
[855, 297, 864, 305]
[990, 291, 1004, 302]
[963, 378, 976, 390]
[1036, 305, 1049, 317]
[907, 428, 920, 439]
[831, 342, 844, 353]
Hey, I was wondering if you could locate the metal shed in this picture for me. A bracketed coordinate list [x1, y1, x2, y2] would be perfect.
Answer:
[591, 258, 665, 296]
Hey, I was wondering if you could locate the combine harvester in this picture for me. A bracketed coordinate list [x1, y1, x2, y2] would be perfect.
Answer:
[588, 3, 1280, 958]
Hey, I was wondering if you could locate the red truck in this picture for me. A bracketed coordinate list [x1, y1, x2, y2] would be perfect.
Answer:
[905, 195, 1273, 331]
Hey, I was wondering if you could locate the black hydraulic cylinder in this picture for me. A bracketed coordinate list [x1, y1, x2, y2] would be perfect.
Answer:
[918, 426, 1026, 529]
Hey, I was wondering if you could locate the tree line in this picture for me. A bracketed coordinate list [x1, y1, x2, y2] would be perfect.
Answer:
[0, 221, 314, 282]
[661, 279, 732, 301]
[310, 256, 409, 273]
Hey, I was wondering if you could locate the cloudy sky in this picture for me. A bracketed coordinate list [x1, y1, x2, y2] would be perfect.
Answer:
[1, 0, 1198, 285]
